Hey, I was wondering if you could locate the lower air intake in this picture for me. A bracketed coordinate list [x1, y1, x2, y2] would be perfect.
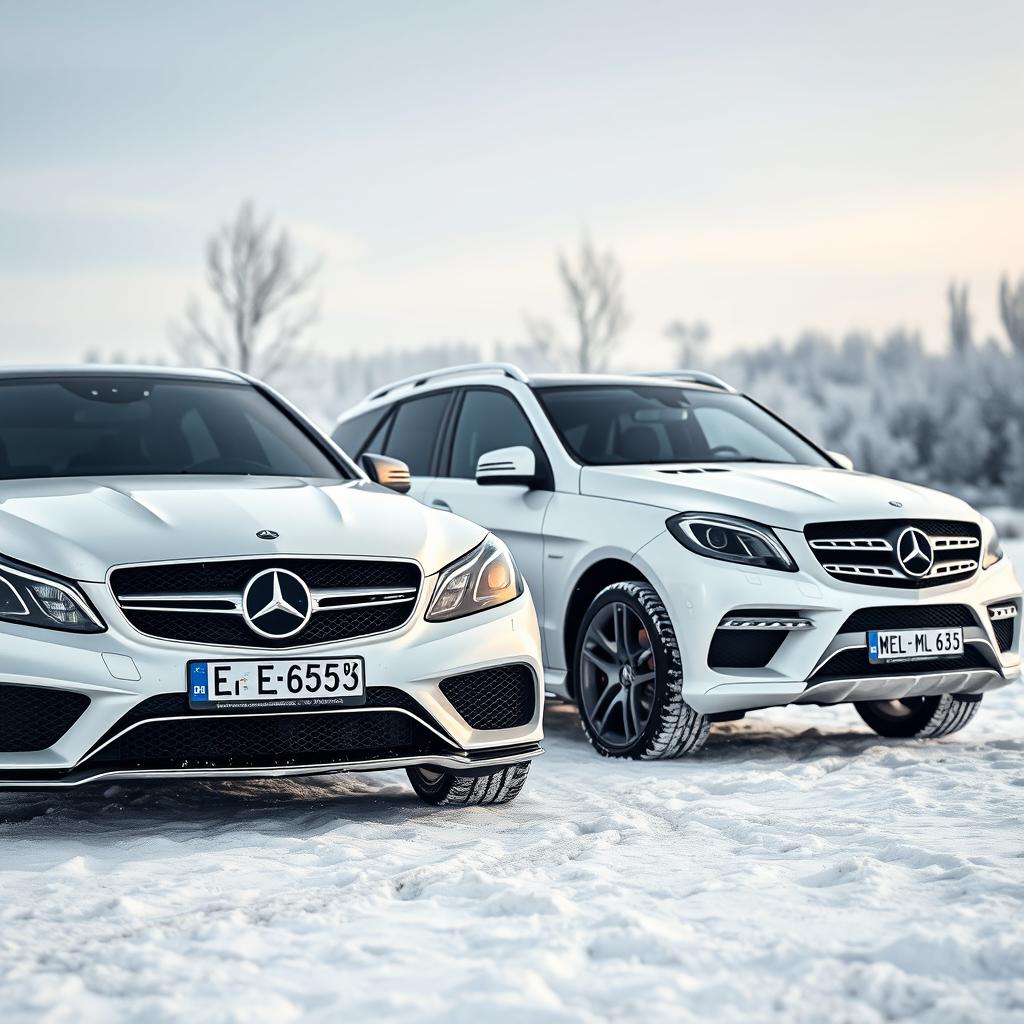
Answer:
[90, 710, 446, 770]
[708, 630, 787, 669]
[440, 665, 537, 730]
[0, 684, 90, 752]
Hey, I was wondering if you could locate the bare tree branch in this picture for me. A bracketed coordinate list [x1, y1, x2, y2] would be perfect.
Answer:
[172, 201, 322, 379]
[525, 233, 629, 372]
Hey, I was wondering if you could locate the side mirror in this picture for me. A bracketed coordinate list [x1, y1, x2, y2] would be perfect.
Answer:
[827, 450, 854, 471]
[361, 453, 411, 493]
[475, 446, 537, 487]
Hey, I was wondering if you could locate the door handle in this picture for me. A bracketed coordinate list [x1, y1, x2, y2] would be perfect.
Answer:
[431, 499, 452, 512]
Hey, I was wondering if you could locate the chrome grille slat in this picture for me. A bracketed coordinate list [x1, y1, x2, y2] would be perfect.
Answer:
[809, 538, 892, 552]
[927, 559, 979, 578]
[821, 563, 901, 578]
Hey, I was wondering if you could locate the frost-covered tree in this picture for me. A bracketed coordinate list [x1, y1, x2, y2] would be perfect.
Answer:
[664, 320, 710, 368]
[1005, 420, 1024, 506]
[999, 275, 1024, 355]
[947, 281, 973, 354]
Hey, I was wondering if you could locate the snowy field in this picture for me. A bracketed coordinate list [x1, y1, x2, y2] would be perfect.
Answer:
[2, 548, 1022, 1024]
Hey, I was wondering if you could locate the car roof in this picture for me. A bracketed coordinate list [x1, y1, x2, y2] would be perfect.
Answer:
[0, 364, 247, 384]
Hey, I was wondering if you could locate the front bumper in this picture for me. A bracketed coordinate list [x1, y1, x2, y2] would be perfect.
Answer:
[635, 530, 1022, 715]
[0, 581, 544, 787]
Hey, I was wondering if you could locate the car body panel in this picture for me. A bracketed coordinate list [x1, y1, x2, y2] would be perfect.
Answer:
[578, 463, 976, 528]
[0, 475, 486, 582]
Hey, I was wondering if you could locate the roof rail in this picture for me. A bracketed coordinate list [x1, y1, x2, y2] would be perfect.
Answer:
[632, 370, 736, 392]
[367, 362, 529, 401]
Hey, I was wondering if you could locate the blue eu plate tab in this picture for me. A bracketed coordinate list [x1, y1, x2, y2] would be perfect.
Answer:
[867, 630, 880, 664]
[190, 661, 209, 702]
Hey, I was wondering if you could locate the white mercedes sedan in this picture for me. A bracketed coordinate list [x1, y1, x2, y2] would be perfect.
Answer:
[0, 367, 542, 804]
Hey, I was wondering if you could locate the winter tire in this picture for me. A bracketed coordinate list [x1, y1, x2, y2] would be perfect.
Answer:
[855, 694, 981, 739]
[573, 581, 710, 759]
[406, 761, 531, 806]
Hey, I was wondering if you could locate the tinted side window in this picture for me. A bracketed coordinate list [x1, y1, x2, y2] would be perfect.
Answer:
[331, 408, 389, 457]
[382, 393, 450, 475]
[449, 390, 540, 479]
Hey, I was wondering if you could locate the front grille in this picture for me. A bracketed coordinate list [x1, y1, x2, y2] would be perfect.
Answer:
[110, 557, 421, 648]
[111, 558, 419, 594]
[122, 605, 413, 649]
[90, 709, 447, 770]
[439, 665, 536, 730]
[708, 630, 787, 669]
[0, 684, 90, 752]
[839, 605, 977, 634]
[805, 520, 981, 589]
[810, 645, 991, 682]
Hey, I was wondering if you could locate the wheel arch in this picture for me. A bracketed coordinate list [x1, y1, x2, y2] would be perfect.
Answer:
[562, 557, 650, 696]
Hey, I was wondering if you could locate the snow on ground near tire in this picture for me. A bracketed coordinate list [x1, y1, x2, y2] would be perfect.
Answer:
[2, 564, 1023, 1022]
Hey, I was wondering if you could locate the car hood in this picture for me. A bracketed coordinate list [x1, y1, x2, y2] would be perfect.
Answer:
[0, 476, 486, 582]
[580, 463, 979, 531]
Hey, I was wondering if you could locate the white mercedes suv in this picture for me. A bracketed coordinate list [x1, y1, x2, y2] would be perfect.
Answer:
[0, 367, 543, 803]
[333, 363, 1021, 759]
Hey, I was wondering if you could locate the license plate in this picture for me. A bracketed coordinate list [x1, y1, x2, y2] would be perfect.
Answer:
[867, 628, 963, 664]
[188, 659, 365, 709]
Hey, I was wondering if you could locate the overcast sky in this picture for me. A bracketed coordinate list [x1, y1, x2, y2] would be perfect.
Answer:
[1, 0, 1022, 367]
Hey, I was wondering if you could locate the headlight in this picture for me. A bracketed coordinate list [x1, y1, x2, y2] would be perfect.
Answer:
[0, 556, 105, 633]
[426, 535, 523, 622]
[982, 517, 1004, 569]
[667, 513, 797, 572]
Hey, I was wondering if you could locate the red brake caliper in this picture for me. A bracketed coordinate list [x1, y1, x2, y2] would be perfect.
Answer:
[638, 628, 654, 670]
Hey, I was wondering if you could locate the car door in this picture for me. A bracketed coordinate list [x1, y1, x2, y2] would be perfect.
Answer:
[426, 386, 553, 621]
[368, 391, 453, 504]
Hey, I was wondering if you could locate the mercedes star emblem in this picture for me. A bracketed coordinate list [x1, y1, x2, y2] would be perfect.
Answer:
[256, 529, 279, 540]
[896, 527, 934, 578]
[242, 568, 312, 638]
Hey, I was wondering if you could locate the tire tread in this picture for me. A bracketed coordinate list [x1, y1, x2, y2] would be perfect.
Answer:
[407, 761, 531, 806]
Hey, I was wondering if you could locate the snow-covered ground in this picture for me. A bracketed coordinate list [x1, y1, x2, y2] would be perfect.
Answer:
[2, 549, 1022, 1024]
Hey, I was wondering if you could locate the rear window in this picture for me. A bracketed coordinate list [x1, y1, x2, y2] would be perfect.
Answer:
[0, 377, 345, 480]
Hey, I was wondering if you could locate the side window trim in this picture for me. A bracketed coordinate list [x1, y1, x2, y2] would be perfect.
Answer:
[430, 388, 459, 477]
[363, 405, 396, 456]
[436, 388, 466, 478]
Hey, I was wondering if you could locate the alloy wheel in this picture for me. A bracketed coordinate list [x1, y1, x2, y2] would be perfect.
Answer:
[579, 600, 657, 750]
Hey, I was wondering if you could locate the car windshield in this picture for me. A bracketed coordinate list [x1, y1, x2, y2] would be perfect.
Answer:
[0, 377, 346, 480]
[535, 384, 830, 467]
